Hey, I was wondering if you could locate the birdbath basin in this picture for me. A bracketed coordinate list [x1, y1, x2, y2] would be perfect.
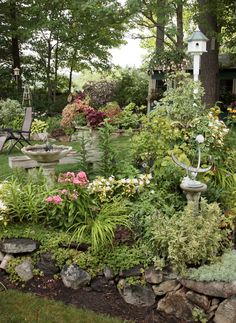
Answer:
[21, 144, 72, 184]
[21, 144, 72, 163]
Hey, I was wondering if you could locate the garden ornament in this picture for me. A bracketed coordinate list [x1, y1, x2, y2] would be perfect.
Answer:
[172, 135, 212, 214]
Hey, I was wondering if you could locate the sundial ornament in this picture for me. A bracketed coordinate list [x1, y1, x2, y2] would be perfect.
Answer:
[172, 135, 212, 213]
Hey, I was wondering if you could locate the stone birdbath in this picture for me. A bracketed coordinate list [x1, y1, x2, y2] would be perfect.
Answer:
[172, 135, 211, 214]
[21, 143, 72, 184]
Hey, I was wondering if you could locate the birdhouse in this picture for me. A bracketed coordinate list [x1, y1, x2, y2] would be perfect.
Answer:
[187, 30, 208, 55]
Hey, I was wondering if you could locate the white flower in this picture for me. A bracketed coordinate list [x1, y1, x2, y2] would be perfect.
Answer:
[196, 134, 204, 144]
[0, 200, 6, 210]
[150, 190, 155, 194]
[133, 178, 138, 184]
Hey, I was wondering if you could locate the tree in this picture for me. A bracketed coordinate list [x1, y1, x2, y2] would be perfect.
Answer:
[126, 0, 186, 69]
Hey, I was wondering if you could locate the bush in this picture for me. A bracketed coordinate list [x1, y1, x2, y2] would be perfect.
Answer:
[188, 250, 236, 282]
[0, 99, 24, 128]
[83, 80, 118, 108]
[0, 171, 52, 224]
[113, 67, 149, 107]
[149, 199, 230, 273]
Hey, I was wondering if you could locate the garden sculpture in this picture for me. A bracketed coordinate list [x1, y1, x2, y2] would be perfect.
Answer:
[172, 135, 211, 214]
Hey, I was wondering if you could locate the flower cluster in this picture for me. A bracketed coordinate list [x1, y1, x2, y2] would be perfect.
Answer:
[46, 195, 62, 205]
[117, 174, 152, 197]
[58, 171, 88, 186]
[227, 101, 236, 122]
[87, 176, 116, 202]
[208, 112, 229, 146]
[88, 174, 152, 201]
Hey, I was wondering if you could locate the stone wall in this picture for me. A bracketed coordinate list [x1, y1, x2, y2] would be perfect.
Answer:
[1, 238, 236, 323]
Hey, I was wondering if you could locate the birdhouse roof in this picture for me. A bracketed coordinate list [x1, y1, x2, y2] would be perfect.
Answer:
[188, 30, 209, 42]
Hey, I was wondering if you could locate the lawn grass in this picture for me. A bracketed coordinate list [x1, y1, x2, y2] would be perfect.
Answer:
[0, 135, 132, 181]
[0, 289, 125, 323]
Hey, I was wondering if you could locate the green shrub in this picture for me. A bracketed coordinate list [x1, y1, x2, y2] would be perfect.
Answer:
[0, 99, 24, 128]
[70, 198, 131, 251]
[188, 250, 236, 282]
[113, 67, 149, 107]
[1, 171, 52, 224]
[149, 199, 230, 273]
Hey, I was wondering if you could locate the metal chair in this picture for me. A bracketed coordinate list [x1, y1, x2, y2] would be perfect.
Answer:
[0, 107, 33, 153]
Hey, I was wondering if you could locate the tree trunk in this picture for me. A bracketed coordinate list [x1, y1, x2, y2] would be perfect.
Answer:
[9, 0, 22, 92]
[53, 37, 59, 103]
[68, 65, 73, 93]
[176, 1, 184, 51]
[155, 0, 166, 53]
[198, 0, 220, 107]
[46, 34, 52, 107]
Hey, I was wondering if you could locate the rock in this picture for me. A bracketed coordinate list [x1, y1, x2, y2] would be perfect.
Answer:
[119, 264, 143, 278]
[0, 251, 4, 261]
[0, 254, 14, 270]
[152, 280, 180, 296]
[61, 264, 91, 290]
[214, 297, 236, 323]
[145, 267, 163, 284]
[104, 266, 114, 280]
[211, 298, 220, 306]
[15, 260, 33, 282]
[157, 288, 194, 321]
[164, 272, 178, 281]
[36, 252, 59, 275]
[186, 291, 210, 311]
[118, 279, 156, 307]
[180, 279, 236, 298]
[91, 277, 109, 292]
[208, 304, 219, 313]
[0, 238, 38, 254]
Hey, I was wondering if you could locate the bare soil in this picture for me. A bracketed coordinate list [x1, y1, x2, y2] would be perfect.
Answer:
[0, 270, 161, 323]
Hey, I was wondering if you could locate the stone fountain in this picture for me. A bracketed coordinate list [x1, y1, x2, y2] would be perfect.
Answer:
[21, 142, 72, 184]
[172, 135, 212, 214]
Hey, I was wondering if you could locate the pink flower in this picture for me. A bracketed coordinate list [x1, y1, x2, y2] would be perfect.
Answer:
[73, 178, 82, 185]
[46, 195, 63, 204]
[60, 189, 68, 195]
[53, 195, 62, 204]
[46, 196, 53, 202]
[77, 171, 88, 181]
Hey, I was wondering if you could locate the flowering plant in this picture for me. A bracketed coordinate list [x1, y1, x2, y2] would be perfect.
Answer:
[0, 182, 9, 226]
[88, 173, 152, 202]
[45, 171, 91, 229]
[227, 101, 236, 125]
[61, 92, 107, 130]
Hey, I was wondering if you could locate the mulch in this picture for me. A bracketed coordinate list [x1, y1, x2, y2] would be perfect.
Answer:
[0, 270, 162, 323]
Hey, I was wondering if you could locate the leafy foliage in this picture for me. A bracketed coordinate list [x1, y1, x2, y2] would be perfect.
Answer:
[83, 80, 118, 108]
[70, 198, 131, 251]
[149, 199, 230, 273]
[0, 99, 24, 128]
[188, 250, 236, 282]
[1, 171, 52, 224]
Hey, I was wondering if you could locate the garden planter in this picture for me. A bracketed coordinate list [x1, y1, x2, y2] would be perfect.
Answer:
[31, 132, 48, 141]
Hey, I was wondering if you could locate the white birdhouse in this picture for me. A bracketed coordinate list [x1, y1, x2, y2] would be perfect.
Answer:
[187, 30, 208, 55]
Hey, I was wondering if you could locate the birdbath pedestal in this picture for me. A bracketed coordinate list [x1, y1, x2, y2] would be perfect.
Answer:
[180, 179, 207, 214]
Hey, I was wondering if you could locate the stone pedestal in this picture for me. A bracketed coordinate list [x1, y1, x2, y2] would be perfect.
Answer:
[180, 182, 207, 214]
[38, 161, 58, 185]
